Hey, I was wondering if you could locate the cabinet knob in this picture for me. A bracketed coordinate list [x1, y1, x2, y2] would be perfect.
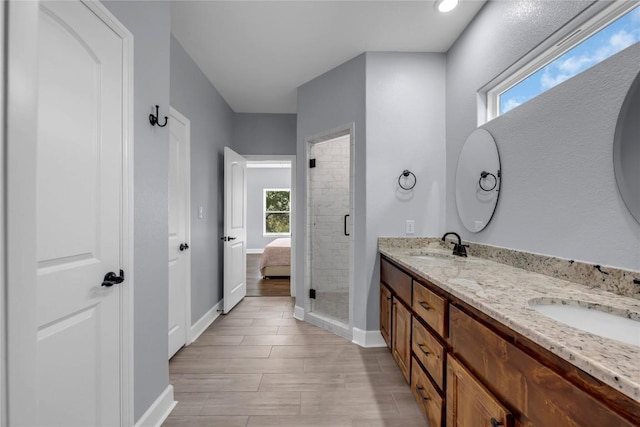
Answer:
[491, 418, 503, 427]
[417, 343, 430, 356]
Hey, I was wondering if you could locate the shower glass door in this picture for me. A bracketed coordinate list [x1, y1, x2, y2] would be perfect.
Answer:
[308, 134, 351, 324]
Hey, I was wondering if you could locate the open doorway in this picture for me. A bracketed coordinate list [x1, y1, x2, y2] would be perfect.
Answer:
[244, 156, 296, 297]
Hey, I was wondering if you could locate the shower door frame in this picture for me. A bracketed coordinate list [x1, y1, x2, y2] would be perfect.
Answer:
[304, 123, 355, 339]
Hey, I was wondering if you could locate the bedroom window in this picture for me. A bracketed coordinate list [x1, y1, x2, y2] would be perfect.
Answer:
[485, 1, 639, 121]
[263, 189, 290, 235]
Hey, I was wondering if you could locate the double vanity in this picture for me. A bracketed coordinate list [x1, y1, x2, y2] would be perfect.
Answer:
[379, 237, 640, 426]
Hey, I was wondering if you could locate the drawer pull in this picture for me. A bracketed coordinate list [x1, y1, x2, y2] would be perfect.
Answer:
[418, 301, 432, 311]
[386, 296, 392, 301]
[417, 343, 430, 356]
[416, 386, 430, 402]
[490, 418, 503, 427]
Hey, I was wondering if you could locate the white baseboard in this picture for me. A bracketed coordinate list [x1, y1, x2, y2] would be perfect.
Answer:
[134, 384, 177, 427]
[189, 299, 223, 344]
[352, 328, 387, 348]
[246, 249, 264, 254]
[293, 305, 305, 321]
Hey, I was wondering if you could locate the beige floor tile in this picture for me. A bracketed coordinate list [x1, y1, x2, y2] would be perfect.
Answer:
[204, 326, 279, 336]
[300, 390, 399, 417]
[201, 391, 301, 416]
[190, 335, 245, 346]
[351, 416, 428, 426]
[176, 345, 272, 359]
[241, 334, 350, 346]
[258, 373, 346, 392]
[258, 305, 295, 312]
[206, 317, 254, 328]
[226, 358, 304, 374]
[226, 311, 288, 319]
[170, 392, 209, 416]
[276, 325, 331, 335]
[252, 318, 301, 326]
[268, 345, 370, 359]
[344, 371, 410, 392]
[247, 415, 352, 427]
[169, 358, 231, 374]
[303, 357, 382, 374]
[162, 415, 249, 427]
[173, 373, 263, 393]
[391, 391, 426, 418]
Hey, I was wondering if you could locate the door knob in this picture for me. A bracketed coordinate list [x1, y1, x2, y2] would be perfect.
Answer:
[179, 243, 190, 251]
[102, 269, 125, 287]
[220, 236, 237, 242]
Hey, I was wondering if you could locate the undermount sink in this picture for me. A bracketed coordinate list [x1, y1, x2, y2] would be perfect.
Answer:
[529, 299, 640, 347]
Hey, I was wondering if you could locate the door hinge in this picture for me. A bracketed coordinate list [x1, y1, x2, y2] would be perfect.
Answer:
[309, 288, 316, 299]
[309, 159, 316, 168]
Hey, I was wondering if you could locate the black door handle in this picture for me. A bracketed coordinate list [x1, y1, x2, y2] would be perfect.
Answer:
[179, 243, 189, 251]
[344, 214, 350, 236]
[102, 269, 125, 287]
[220, 236, 237, 242]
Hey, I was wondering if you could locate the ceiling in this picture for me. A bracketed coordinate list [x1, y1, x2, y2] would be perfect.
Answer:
[171, 1, 487, 114]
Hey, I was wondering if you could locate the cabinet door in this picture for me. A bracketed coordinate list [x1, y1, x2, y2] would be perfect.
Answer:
[392, 298, 411, 383]
[447, 356, 512, 427]
[380, 283, 392, 348]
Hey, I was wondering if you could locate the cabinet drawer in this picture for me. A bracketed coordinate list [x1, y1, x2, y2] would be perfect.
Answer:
[450, 305, 638, 427]
[411, 357, 444, 427]
[412, 318, 445, 390]
[412, 281, 446, 337]
[381, 257, 412, 305]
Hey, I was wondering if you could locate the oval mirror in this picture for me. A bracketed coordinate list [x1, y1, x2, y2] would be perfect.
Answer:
[455, 128, 501, 233]
[613, 71, 640, 224]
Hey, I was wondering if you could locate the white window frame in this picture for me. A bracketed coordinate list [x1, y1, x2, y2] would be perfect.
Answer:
[263, 188, 291, 236]
[482, 0, 639, 123]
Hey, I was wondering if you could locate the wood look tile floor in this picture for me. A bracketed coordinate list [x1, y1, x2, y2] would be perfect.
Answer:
[163, 296, 427, 427]
[246, 254, 291, 297]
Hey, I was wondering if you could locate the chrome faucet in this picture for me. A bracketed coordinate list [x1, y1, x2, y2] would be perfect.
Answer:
[441, 232, 468, 257]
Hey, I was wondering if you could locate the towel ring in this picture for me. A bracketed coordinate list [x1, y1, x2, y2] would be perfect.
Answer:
[398, 170, 417, 190]
[479, 171, 498, 192]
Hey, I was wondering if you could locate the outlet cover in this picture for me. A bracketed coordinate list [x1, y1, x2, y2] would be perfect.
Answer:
[406, 220, 415, 235]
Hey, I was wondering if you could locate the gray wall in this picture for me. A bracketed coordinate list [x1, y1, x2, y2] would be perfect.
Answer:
[233, 113, 297, 155]
[296, 54, 367, 328]
[170, 35, 234, 320]
[296, 52, 447, 332]
[247, 168, 292, 250]
[102, 1, 170, 422]
[365, 52, 447, 329]
[446, 1, 640, 271]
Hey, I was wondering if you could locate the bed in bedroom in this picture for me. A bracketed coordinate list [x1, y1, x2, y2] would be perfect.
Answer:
[259, 237, 291, 278]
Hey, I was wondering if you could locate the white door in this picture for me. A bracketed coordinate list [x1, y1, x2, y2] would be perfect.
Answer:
[168, 108, 191, 358]
[223, 147, 247, 313]
[34, 1, 127, 425]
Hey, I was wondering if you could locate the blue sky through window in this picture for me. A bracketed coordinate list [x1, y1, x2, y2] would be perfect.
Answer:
[499, 5, 640, 114]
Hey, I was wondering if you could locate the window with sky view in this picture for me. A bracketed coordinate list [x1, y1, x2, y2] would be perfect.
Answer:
[499, 5, 640, 115]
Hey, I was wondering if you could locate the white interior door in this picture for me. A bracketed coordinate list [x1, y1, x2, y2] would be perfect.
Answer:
[34, 1, 126, 425]
[168, 108, 191, 359]
[223, 147, 247, 313]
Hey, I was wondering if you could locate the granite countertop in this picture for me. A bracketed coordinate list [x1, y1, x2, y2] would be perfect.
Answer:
[379, 242, 640, 403]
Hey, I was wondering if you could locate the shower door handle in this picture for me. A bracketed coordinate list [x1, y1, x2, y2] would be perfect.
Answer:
[344, 214, 350, 236]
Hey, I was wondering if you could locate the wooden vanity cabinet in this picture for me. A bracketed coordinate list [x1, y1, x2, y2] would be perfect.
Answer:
[379, 254, 640, 426]
[380, 283, 392, 348]
[446, 356, 512, 427]
[392, 298, 412, 383]
[449, 305, 638, 427]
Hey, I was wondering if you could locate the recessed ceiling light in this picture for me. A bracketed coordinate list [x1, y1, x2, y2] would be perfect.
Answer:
[436, 0, 459, 13]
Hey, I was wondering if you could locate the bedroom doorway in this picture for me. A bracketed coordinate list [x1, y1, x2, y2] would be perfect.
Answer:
[305, 128, 353, 339]
[244, 156, 296, 297]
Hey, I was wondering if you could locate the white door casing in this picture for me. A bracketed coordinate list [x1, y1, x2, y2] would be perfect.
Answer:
[223, 147, 247, 313]
[168, 107, 191, 359]
[7, 1, 134, 425]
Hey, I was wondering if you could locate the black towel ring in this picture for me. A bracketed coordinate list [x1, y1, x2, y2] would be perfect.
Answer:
[398, 170, 417, 190]
[479, 171, 498, 192]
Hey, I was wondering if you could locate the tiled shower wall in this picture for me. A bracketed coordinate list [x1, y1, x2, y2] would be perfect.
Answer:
[308, 134, 351, 323]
